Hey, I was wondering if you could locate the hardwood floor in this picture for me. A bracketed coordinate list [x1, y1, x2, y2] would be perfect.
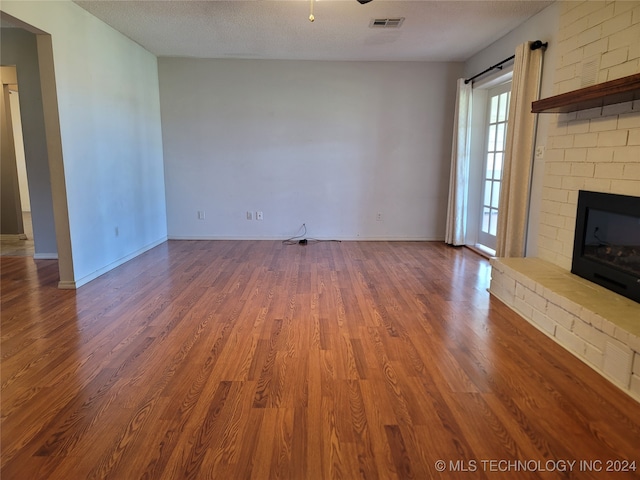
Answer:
[1, 240, 639, 479]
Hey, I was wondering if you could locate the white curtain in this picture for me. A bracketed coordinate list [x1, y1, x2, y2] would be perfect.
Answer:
[445, 79, 472, 246]
[495, 42, 543, 257]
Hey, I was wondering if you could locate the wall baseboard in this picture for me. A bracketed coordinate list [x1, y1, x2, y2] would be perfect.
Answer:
[0, 234, 28, 240]
[167, 235, 445, 242]
[60, 237, 168, 290]
[57, 280, 76, 290]
[34, 253, 58, 260]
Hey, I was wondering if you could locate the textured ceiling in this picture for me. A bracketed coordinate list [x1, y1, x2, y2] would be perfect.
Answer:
[74, 0, 553, 62]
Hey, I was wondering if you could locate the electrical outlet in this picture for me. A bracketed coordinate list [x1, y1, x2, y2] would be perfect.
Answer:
[256, 211, 263, 221]
[197, 211, 205, 220]
[376, 213, 383, 222]
[246, 211, 253, 220]
[535, 146, 545, 159]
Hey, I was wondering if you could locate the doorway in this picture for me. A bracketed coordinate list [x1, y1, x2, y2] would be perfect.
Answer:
[465, 68, 513, 256]
[477, 82, 511, 252]
[0, 73, 34, 256]
[1, 15, 74, 287]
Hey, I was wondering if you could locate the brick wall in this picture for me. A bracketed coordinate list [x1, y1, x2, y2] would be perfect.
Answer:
[538, 0, 640, 270]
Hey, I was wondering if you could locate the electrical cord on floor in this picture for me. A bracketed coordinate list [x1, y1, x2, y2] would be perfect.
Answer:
[305, 238, 341, 244]
[282, 223, 308, 245]
[282, 223, 341, 246]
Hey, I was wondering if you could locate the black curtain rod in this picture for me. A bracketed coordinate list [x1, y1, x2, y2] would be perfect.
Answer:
[464, 40, 548, 85]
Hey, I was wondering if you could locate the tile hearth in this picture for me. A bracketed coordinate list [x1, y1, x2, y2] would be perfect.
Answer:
[490, 257, 640, 402]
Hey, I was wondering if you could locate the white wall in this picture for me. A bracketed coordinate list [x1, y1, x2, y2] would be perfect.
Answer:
[463, 2, 561, 256]
[159, 58, 462, 240]
[1, 1, 167, 287]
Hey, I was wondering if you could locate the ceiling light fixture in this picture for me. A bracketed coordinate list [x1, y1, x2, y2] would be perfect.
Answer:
[309, 0, 370, 23]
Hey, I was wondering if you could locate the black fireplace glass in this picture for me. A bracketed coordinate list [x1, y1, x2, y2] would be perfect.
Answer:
[583, 209, 640, 276]
[572, 190, 640, 303]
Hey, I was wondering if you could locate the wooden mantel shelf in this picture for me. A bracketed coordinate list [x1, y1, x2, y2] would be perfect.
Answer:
[532, 73, 640, 113]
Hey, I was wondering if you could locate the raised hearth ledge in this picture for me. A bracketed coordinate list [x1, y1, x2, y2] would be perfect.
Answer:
[489, 257, 640, 402]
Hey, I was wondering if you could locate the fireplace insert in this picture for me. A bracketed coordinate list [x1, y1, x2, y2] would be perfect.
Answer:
[572, 190, 640, 303]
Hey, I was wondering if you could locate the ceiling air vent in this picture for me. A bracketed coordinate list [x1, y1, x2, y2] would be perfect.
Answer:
[369, 17, 405, 28]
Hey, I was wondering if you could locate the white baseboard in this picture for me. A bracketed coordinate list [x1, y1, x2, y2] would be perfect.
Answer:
[0, 234, 28, 240]
[57, 280, 76, 290]
[167, 235, 444, 242]
[61, 237, 167, 290]
[34, 253, 58, 260]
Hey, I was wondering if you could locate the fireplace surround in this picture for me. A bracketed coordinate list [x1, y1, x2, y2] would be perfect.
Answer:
[572, 190, 640, 304]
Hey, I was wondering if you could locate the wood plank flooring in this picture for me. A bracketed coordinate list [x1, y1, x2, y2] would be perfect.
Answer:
[1, 240, 639, 479]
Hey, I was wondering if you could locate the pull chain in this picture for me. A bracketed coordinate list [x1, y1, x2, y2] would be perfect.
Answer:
[309, 0, 314, 22]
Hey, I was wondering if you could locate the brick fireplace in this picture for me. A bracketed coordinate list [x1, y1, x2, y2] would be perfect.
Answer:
[489, 1, 640, 401]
